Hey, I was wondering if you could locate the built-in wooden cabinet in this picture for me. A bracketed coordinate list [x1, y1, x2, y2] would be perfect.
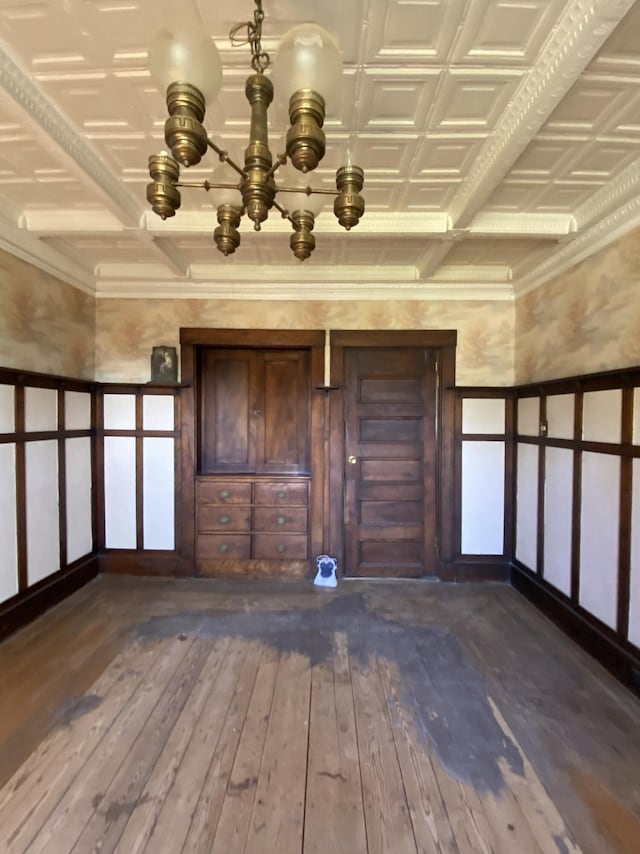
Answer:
[195, 477, 309, 573]
[192, 339, 316, 577]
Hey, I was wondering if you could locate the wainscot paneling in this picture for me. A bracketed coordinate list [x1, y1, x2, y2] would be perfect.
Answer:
[512, 367, 640, 694]
[0, 368, 98, 641]
[96, 384, 182, 576]
[454, 389, 512, 581]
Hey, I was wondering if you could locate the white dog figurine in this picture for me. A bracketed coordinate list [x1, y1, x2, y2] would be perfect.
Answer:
[314, 554, 338, 588]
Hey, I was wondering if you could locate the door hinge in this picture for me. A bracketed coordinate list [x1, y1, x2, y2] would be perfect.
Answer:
[434, 535, 439, 557]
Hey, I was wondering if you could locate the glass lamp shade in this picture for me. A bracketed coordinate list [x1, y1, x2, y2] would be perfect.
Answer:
[279, 167, 325, 216]
[271, 24, 343, 113]
[148, 17, 222, 105]
[211, 164, 242, 207]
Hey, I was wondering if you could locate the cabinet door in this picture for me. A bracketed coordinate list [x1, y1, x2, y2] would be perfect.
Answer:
[199, 349, 259, 473]
[258, 350, 310, 474]
[199, 348, 310, 475]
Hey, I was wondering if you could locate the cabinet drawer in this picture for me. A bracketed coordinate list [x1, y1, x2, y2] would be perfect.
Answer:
[253, 534, 308, 560]
[198, 480, 252, 505]
[197, 534, 251, 559]
[253, 507, 308, 533]
[198, 505, 251, 532]
[254, 481, 308, 506]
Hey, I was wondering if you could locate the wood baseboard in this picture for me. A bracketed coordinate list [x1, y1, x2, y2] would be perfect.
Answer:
[97, 551, 185, 577]
[511, 562, 640, 697]
[440, 559, 511, 582]
[0, 555, 99, 642]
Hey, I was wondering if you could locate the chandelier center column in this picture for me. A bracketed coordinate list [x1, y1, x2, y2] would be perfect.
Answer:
[242, 73, 276, 231]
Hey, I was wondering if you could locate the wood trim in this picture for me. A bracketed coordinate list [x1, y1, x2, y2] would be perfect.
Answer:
[618, 386, 634, 637]
[443, 559, 510, 582]
[58, 388, 68, 571]
[180, 328, 325, 348]
[513, 365, 640, 395]
[536, 395, 546, 577]
[0, 366, 96, 391]
[135, 392, 144, 549]
[15, 385, 27, 592]
[180, 340, 197, 574]
[97, 551, 184, 577]
[511, 562, 640, 697]
[0, 555, 98, 642]
[570, 392, 583, 606]
[504, 395, 515, 561]
[330, 330, 457, 348]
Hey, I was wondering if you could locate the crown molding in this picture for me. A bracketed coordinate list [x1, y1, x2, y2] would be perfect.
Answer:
[0, 214, 96, 294]
[94, 279, 514, 302]
[573, 155, 640, 231]
[0, 44, 142, 227]
[446, 0, 636, 228]
[515, 194, 640, 297]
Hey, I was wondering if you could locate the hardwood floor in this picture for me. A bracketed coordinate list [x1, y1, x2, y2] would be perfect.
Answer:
[0, 576, 639, 853]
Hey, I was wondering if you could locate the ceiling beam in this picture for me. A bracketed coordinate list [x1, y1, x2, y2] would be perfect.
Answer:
[0, 46, 142, 227]
[445, 0, 636, 230]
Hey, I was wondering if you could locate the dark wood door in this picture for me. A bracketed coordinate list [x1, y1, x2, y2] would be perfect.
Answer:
[344, 348, 437, 577]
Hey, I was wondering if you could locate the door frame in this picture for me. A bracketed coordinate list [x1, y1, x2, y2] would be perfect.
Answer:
[328, 331, 457, 579]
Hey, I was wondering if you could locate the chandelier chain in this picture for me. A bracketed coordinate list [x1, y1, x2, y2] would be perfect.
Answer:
[229, 0, 270, 73]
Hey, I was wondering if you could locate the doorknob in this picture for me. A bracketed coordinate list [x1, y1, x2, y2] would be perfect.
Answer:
[348, 455, 357, 465]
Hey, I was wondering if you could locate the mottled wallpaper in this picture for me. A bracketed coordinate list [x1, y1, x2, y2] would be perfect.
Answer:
[94, 298, 515, 387]
[516, 228, 640, 384]
[0, 250, 94, 379]
[3, 222, 639, 388]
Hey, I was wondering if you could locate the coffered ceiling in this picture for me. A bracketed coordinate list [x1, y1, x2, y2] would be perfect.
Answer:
[0, 0, 639, 300]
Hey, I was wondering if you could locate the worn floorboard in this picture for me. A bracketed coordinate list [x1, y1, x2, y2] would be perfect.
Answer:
[0, 576, 638, 853]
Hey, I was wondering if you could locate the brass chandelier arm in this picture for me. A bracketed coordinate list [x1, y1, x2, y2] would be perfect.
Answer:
[206, 139, 246, 178]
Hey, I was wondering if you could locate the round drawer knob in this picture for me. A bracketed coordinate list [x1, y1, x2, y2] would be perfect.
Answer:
[219, 515, 231, 525]
[277, 490, 286, 499]
[277, 515, 286, 526]
[220, 490, 231, 500]
[219, 543, 229, 554]
[277, 543, 286, 554]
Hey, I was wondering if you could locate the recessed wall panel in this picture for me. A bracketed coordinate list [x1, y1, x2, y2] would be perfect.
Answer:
[543, 447, 573, 597]
[462, 399, 505, 435]
[103, 394, 136, 431]
[143, 395, 174, 431]
[0, 385, 15, 433]
[629, 459, 640, 648]
[143, 438, 175, 550]
[579, 452, 620, 630]
[461, 441, 505, 554]
[25, 387, 57, 432]
[518, 397, 539, 437]
[65, 391, 91, 431]
[104, 436, 136, 549]
[0, 444, 18, 602]
[516, 443, 538, 570]
[582, 389, 622, 443]
[546, 394, 574, 440]
[66, 437, 93, 563]
[26, 440, 60, 585]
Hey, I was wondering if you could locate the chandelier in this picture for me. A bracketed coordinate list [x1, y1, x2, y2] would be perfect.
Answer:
[145, 1, 365, 261]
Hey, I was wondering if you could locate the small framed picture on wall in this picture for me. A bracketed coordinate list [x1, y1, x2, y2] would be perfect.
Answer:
[150, 345, 178, 383]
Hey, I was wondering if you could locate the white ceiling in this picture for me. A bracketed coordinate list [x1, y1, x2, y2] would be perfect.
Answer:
[0, 0, 639, 301]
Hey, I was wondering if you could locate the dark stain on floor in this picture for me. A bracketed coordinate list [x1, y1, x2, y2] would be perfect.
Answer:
[54, 693, 103, 726]
[134, 592, 524, 795]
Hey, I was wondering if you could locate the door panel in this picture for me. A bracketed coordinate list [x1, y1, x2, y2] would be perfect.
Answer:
[344, 347, 437, 577]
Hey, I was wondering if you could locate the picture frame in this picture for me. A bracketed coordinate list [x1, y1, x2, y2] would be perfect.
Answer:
[150, 345, 178, 384]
